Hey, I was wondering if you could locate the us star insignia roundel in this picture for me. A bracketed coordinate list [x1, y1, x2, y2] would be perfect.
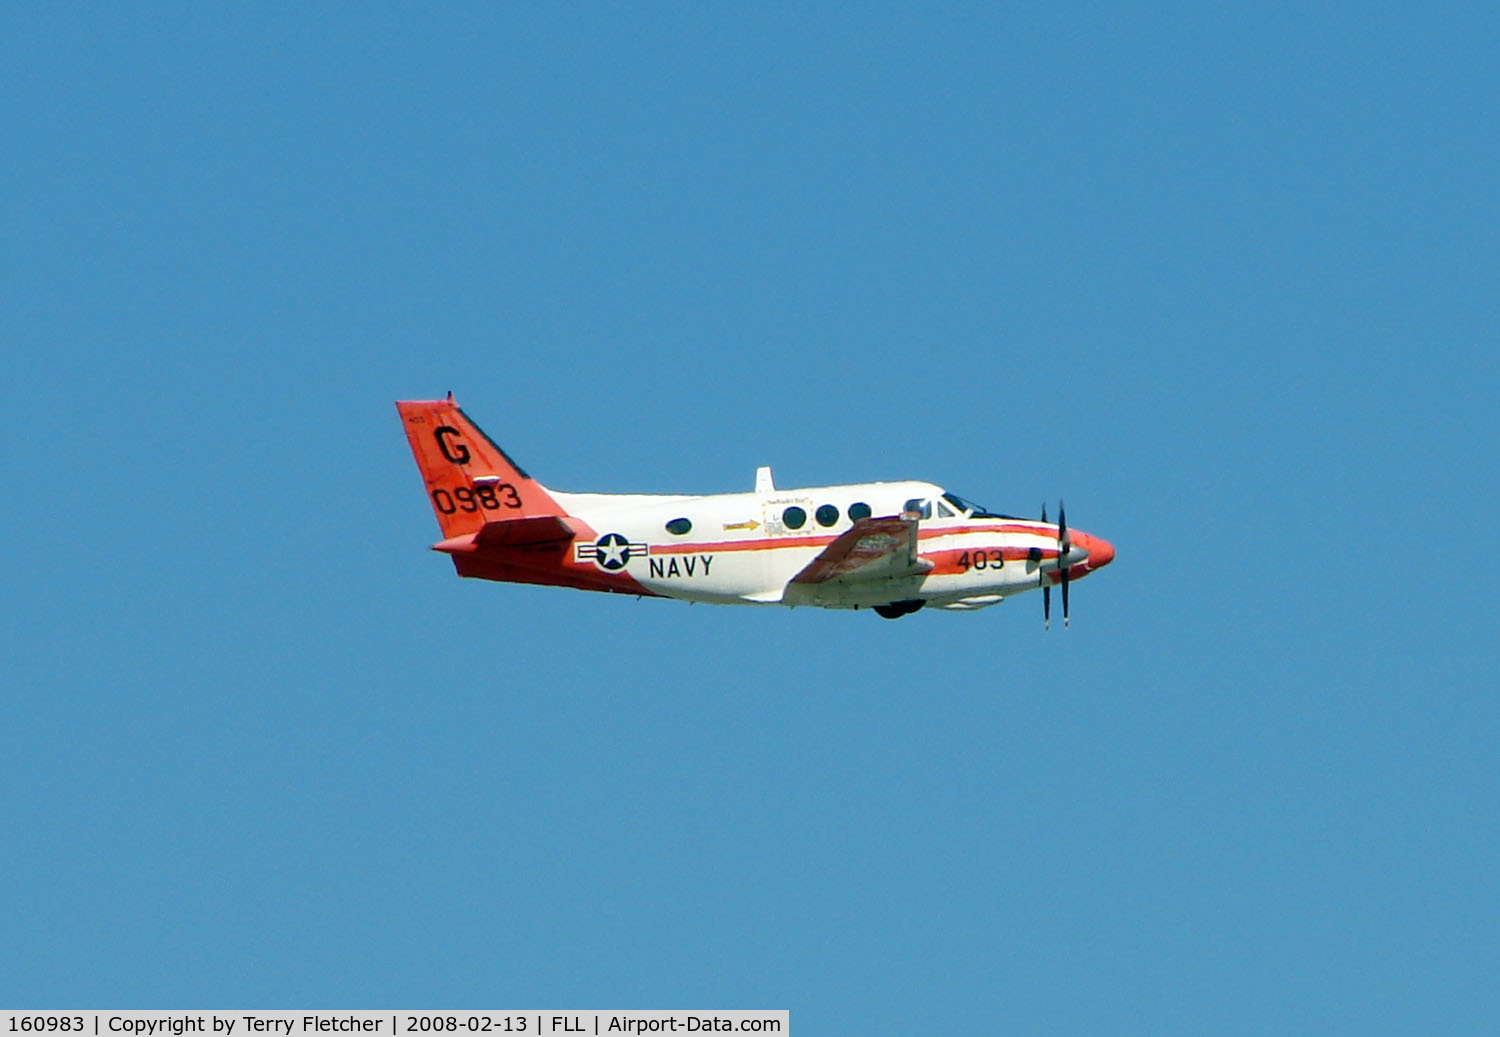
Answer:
[575, 532, 648, 571]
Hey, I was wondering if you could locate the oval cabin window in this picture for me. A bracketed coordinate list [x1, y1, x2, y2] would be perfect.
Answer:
[782, 506, 807, 530]
[848, 502, 872, 522]
[665, 517, 692, 536]
[816, 504, 839, 527]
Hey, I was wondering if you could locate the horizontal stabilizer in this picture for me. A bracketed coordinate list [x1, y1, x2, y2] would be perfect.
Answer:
[476, 515, 576, 548]
[434, 515, 576, 555]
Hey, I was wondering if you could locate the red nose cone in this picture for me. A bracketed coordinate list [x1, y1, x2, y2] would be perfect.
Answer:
[1088, 535, 1115, 569]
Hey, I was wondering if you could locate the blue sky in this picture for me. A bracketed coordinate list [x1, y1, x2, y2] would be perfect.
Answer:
[3, 3, 1497, 1030]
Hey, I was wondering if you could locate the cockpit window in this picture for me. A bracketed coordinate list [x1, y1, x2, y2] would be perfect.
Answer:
[903, 498, 933, 520]
[942, 492, 1014, 520]
[936, 499, 956, 518]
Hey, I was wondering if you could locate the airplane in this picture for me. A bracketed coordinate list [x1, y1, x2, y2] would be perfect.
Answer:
[397, 395, 1114, 623]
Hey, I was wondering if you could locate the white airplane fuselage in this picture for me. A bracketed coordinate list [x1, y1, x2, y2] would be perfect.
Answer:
[551, 479, 1113, 612]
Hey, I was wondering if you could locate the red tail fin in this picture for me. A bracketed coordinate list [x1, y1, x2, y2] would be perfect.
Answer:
[396, 396, 566, 539]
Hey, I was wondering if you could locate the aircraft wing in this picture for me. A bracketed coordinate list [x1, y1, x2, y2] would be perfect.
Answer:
[790, 515, 933, 586]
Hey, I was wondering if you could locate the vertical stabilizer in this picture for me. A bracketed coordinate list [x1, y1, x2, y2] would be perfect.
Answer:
[396, 396, 566, 540]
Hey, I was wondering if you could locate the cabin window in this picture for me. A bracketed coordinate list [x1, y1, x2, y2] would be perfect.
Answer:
[848, 502, 871, 522]
[665, 517, 692, 536]
[816, 504, 839, 527]
[783, 506, 807, 530]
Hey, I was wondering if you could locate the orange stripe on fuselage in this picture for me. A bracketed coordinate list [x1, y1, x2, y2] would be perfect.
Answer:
[922, 546, 1068, 576]
[650, 521, 1061, 556]
[455, 518, 1077, 595]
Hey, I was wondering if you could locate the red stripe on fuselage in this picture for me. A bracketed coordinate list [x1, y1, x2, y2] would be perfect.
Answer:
[651, 521, 1061, 556]
[922, 546, 1067, 576]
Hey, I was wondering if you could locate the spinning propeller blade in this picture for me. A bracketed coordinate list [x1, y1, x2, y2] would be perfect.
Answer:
[1059, 500, 1070, 628]
[1041, 500, 1078, 629]
[1041, 503, 1050, 629]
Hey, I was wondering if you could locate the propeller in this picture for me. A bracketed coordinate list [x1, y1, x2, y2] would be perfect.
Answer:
[1041, 502, 1050, 630]
[1041, 500, 1073, 629]
[1059, 500, 1071, 628]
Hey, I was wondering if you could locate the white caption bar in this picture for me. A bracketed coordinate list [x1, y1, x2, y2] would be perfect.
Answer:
[1, 1013, 787, 1037]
